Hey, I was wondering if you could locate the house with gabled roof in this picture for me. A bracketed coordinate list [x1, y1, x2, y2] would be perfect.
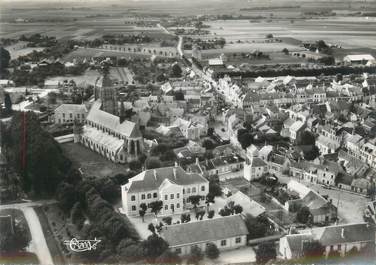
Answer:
[161, 215, 248, 256]
[54, 104, 87, 124]
[121, 165, 208, 216]
[279, 222, 375, 259]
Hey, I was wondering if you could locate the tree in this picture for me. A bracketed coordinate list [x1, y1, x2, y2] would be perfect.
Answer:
[4, 93, 12, 114]
[219, 206, 232, 216]
[202, 139, 215, 150]
[149, 200, 163, 216]
[296, 206, 312, 224]
[139, 203, 147, 222]
[266, 33, 274, 39]
[282, 48, 289, 55]
[142, 234, 169, 261]
[129, 160, 142, 171]
[47, 92, 57, 104]
[162, 216, 172, 225]
[233, 204, 243, 214]
[0, 47, 10, 71]
[188, 195, 201, 209]
[180, 213, 191, 223]
[245, 214, 269, 239]
[174, 90, 184, 101]
[148, 223, 155, 234]
[256, 242, 276, 264]
[56, 182, 78, 212]
[189, 245, 204, 264]
[208, 210, 215, 219]
[237, 129, 253, 149]
[171, 63, 182, 78]
[304, 146, 320, 161]
[145, 157, 162, 169]
[300, 131, 316, 145]
[70, 202, 85, 229]
[205, 242, 220, 259]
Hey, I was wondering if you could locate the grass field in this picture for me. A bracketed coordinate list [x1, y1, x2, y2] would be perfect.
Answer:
[61, 142, 128, 178]
[45, 69, 102, 87]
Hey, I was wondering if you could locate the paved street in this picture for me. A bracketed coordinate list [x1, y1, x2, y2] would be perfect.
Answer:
[0, 200, 56, 265]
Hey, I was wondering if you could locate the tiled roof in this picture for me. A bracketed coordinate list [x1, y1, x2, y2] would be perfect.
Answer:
[126, 166, 208, 193]
[161, 215, 248, 247]
[251, 157, 268, 167]
[315, 223, 375, 246]
[87, 101, 139, 138]
[285, 234, 314, 257]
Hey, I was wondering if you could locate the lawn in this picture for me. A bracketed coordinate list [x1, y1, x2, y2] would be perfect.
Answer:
[45, 69, 102, 87]
[61, 142, 128, 178]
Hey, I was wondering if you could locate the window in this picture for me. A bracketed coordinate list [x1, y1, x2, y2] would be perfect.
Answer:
[235, 237, 241, 244]
[177, 193, 180, 199]
[201, 186, 205, 192]
[191, 245, 198, 251]
[62, 113, 65, 118]
[187, 188, 191, 194]
[141, 194, 145, 200]
[170, 194, 174, 199]
[177, 203, 180, 208]
[153, 192, 157, 198]
[183, 189, 185, 194]
[338, 245, 341, 250]
[165, 205, 168, 210]
[131, 195, 136, 201]
[192, 187, 196, 193]
[82, 114, 85, 119]
[165, 195, 168, 200]
[70, 113, 73, 118]
[131, 206, 136, 211]
[147, 193, 151, 199]
[221, 240, 227, 246]
[175, 248, 181, 254]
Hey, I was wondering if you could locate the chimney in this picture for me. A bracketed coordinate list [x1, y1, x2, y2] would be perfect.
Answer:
[174, 161, 178, 167]
[196, 157, 199, 165]
[173, 167, 177, 180]
[341, 228, 345, 239]
[153, 169, 157, 181]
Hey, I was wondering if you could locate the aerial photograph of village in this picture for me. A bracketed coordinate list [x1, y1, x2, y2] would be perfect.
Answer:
[0, 0, 376, 264]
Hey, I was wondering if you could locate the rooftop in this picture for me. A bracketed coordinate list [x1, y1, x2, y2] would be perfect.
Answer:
[161, 215, 248, 247]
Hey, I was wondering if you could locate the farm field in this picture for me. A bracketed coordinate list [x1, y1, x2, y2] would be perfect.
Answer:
[0, 17, 174, 40]
[205, 17, 376, 49]
[7, 46, 45, 60]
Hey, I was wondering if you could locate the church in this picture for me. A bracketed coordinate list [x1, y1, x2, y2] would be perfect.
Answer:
[79, 75, 144, 163]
